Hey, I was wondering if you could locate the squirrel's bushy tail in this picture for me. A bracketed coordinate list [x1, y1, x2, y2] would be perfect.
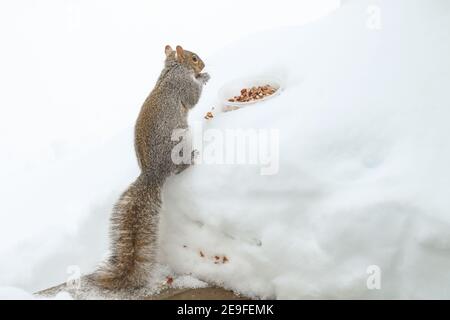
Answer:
[92, 173, 162, 290]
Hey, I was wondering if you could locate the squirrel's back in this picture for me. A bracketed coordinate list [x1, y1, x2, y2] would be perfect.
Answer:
[134, 45, 208, 174]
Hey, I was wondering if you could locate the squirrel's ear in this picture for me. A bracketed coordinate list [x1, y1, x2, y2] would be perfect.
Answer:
[176, 45, 185, 62]
[165, 45, 174, 57]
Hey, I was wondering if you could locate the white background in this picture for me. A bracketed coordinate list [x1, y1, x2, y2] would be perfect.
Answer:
[0, 0, 339, 165]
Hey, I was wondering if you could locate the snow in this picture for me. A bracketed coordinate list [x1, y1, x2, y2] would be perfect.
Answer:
[0, 287, 73, 300]
[1, 0, 450, 299]
[160, 0, 450, 299]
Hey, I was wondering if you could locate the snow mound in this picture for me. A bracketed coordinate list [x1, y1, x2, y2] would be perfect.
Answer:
[159, 0, 450, 299]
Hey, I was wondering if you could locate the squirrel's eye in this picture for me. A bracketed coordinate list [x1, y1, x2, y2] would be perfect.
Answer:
[192, 55, 198, 63]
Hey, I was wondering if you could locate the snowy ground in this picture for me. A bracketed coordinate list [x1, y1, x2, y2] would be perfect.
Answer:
[1, 0, 450, 299]
[161, 0, 450, 299]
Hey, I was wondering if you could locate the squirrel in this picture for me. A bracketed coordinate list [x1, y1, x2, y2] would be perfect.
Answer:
[90, 45, 210, 290]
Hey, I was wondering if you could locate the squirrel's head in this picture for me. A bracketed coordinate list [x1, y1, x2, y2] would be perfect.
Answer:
[165, 45, 205, 75]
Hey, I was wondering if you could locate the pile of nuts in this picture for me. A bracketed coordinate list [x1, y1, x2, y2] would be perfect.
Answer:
[228, 84, 277, 103]
[204, 84, 278, 119]
[204, 111, 214, 120]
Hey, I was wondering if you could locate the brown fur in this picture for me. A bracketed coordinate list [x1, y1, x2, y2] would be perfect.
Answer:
[91, 45, 209, 290]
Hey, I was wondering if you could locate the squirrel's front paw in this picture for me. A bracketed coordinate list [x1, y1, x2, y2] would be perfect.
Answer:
[198, 73, 210, 84]
[191, 149, 200, 165]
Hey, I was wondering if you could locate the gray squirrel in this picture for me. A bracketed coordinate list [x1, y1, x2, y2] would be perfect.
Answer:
[91, 45, 209, 290]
